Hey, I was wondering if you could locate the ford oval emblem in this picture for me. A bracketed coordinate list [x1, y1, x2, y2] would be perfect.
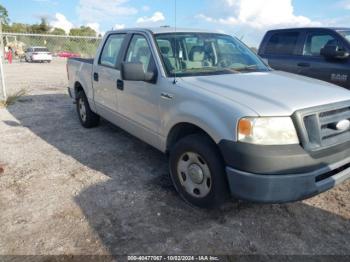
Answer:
[336, 120, 350, 131]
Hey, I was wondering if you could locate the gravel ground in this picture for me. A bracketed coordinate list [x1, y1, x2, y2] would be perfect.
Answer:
[0, 59, 349, 256]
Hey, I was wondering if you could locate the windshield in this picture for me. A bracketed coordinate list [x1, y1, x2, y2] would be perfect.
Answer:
[34, 48, 49, 52]
[339, 30, 350, 43]
[155, 33, 269, 77]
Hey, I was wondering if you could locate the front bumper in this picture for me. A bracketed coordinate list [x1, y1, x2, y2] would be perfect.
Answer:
[219, 140, 350, 203]
[32, 55, 52, 61]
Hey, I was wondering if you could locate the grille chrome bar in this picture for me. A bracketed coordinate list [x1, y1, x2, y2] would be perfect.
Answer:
[319, 110, 350, 126]
[293, 101, 350, 151]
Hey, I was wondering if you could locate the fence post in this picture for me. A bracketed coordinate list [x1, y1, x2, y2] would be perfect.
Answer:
[0, 19, 7, 102]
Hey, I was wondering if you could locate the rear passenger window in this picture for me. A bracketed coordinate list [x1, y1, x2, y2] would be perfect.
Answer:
[100, 34, 125, 67]
[265, 32, 300, 55]
[303, 34, 336, 56]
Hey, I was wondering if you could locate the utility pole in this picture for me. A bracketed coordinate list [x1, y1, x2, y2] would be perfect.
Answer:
[0, 18, 7, 102]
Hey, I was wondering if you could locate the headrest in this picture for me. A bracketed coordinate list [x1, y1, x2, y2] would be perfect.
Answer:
[137, 46, 150, 57]
[325, 39, 337, 47]
[190, 46, 205, 61]
[160, 46, 170, 55]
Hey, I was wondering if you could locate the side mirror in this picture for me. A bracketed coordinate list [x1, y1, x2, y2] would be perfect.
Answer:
[320, 45, 349, 60]
[121, 62, 157, 83]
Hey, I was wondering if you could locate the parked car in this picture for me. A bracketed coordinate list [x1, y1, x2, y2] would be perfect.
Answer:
[25, 46, 52, 63]
[57, 51, 81, 58]
[258, 27, 350, 89]
[67, 27, 350, 208]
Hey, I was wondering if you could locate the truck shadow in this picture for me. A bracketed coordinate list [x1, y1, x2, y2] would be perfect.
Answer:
[5, 93, 350, 255]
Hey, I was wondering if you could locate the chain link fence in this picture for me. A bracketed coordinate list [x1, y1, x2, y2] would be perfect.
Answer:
[2, 32, 102, 60]
[0, 32, 102, 102]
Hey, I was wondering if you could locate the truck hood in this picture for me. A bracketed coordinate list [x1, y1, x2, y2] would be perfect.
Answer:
[180, 71, 350, 116]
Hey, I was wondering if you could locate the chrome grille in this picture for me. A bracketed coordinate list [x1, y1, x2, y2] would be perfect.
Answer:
[294, 101, 350, 151]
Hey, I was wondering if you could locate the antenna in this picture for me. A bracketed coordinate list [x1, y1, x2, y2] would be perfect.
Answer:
[173, 0, 177, 84]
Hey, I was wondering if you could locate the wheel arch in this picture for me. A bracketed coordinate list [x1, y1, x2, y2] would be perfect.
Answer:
[74, 81, 84, 97]
[73, 80, 97, 112]
[166, 122, 219, 154]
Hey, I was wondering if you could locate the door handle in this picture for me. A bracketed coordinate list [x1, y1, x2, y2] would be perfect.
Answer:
[297, 62, 310, 67]
[161, 92, 174, 100]
[93, 72, 99, 82]
[117, 79, 124, 91]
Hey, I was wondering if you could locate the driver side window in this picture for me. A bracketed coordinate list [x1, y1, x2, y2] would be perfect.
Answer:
[126, 35, 155, 73]
[303, 33, 338, 57]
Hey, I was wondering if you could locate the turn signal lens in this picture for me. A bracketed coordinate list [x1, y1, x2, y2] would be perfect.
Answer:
[238, 118, 252, 136]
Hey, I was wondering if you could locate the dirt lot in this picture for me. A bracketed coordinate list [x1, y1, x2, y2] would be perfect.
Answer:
[0, 59, 349, 256]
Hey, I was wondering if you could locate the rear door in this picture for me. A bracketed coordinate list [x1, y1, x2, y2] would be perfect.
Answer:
[93, 33, 127, 114]
[259, 31, 303, 73]
[295, 30, 350, 88]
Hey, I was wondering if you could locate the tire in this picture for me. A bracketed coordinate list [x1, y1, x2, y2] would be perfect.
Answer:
[76, 91, 100, 128]
[169, 134, 230, 208]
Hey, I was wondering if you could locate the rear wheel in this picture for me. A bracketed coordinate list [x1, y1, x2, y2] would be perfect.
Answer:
[76, 91, 100, 128]
[169, 134, 229, 208]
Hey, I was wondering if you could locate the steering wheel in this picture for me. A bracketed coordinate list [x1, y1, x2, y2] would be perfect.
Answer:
[218, 58, 232, 68]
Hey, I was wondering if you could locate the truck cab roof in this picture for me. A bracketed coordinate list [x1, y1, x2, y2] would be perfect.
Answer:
[105, 27, 222, 35]
[265, 27, 350, 33]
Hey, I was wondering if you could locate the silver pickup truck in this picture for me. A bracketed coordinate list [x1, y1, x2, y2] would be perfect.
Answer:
[67, 27, 350, 208]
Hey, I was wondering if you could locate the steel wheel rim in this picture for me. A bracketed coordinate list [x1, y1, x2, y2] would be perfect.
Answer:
[177, 152, 212, 198]
[78, 98, 87, 122]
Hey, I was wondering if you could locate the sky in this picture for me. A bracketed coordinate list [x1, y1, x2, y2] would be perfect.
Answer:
[1, 0, 350, 47]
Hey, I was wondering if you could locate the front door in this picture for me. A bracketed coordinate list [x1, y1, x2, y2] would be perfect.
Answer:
[117, 34, 161, 135]
[297, 32, 350, 88]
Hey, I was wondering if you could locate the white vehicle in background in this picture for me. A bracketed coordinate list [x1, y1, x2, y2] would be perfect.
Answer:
[25, 46, 53, 63]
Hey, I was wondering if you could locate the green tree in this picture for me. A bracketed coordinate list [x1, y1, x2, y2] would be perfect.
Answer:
[69, 26, 96, 37]
[51, 27, 66, 35]
[30, 18, 51, 34]
[0, 4, 9, 25]
[7, 23, 30, 33]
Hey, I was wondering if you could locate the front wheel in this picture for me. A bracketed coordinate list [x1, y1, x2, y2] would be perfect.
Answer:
[76, 91, 100, 128]
[169, 134, 230, 208]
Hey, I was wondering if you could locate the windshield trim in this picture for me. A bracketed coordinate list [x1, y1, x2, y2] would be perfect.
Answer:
[153, 32, 270, 78]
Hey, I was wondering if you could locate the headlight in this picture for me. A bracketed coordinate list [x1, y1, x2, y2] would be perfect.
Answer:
[238, 117, 299, 145]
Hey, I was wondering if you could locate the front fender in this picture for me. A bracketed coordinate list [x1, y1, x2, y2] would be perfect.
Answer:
[164, 100, 236, 145]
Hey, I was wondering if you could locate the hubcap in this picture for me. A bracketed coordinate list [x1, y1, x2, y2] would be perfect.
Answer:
[188, 164, 204, 184]
[78, 98, 87, 122]
[177, 152, 212, 198]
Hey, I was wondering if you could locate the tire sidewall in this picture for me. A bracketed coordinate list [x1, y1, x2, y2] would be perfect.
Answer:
[76, 92, 89, 126]
[76, 91, 100, 128]
[169, 134, 229, 208]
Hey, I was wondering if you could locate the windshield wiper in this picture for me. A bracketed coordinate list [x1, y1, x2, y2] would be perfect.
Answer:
[232, 65, 260, 72]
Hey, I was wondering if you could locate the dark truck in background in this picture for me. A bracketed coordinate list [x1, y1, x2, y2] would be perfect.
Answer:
[258, 27, 350, 89]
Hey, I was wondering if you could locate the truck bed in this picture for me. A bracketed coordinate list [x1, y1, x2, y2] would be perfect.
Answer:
[69, 58, 94, 64]
[67, 57, 94, 101]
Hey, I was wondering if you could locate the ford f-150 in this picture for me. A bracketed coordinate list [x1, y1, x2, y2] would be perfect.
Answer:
[67, 27, 350, 208]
